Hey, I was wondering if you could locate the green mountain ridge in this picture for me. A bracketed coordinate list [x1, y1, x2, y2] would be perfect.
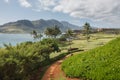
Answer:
[0, 19, 81, 33]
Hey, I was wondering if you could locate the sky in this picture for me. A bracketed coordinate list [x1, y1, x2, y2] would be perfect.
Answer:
[0, 0, 120, 28]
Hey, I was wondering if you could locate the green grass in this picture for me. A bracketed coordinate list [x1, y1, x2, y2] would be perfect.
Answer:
[62, 37, 120, 80]
[61, 33, 116, 50]
[50, 33, 118, 67]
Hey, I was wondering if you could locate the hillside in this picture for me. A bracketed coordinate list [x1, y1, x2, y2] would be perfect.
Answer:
[0, 19, 80, 33]
[62, 37, 120, 80]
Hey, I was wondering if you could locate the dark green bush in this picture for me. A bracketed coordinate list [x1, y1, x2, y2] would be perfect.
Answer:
[58, 35, 67, 42]
[0, 38, 59, 80]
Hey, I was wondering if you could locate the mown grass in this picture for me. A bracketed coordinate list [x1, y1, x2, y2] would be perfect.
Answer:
[62, 37, 120, 80]
[50, 33, 117, 58]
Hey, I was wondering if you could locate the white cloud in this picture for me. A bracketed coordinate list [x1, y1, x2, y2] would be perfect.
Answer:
[35, 0, 58, 11]
[53, 0, 120, 24]
[18, 0, 32, 8]
[4, 0, 10, 3]
[33, 0, 120, 25]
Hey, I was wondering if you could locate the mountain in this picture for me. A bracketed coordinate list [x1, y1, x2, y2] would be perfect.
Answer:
[61, 21, 82, 30]
[0, 19, 81, 33]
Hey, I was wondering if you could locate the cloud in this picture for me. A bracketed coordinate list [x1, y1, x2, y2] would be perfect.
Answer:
[4, 0, 10, 3]
[4, 0, 32, 8]
[18, 0, 32, 8]
[34, 0, 58, 11]
[4, 0, 120, 26]
[33, 0, 120, 25]
[53, 0, 120, 23]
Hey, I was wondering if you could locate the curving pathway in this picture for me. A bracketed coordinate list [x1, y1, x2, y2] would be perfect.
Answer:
[41, 54, 80, 80]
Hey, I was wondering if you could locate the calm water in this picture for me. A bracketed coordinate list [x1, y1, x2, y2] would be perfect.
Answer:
[0, 33, 34, 47]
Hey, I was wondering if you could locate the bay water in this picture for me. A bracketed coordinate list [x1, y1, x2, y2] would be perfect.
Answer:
[0, 33, 34, 47]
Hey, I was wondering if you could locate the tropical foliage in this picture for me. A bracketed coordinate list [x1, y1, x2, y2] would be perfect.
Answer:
[0, 38, 59, 80]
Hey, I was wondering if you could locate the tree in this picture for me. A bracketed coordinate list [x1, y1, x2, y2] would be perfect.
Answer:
[40, 38, 60, 60]
[37, 33, 43, 40]
[66, 29, 73, 38]
[65, 29, 74, 49]
[31, 30, 37, 39]
[44, 27, 52, 38]
[31, 30, 42, 41]
[83, 22, 91, 41]
[44, 25, 61, 38]
[52, 25, 61, 38]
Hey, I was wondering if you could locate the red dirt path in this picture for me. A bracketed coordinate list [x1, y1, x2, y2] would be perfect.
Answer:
[41, 55, 80, 80]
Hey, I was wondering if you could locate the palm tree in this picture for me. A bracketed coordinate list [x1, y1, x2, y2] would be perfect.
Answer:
[31, 30, 42, 41]
[66, 29, 73, 49]
[83, 22, 91, 41]
[31, 30, 37, 39]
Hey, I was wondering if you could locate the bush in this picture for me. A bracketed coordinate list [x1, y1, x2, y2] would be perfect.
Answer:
[58, 35, 67, 42]
[62, 37, 120, 80]
[0, 38, 60, 80]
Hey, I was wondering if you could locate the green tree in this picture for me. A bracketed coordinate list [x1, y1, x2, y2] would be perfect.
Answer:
[31, 30, 42, 41]
[52, 25, 61, 38]
[66, 29, 73, 38]
[31, 30, 37, 39]
[44, 27, 52, 38]
[83, 22, 91, 41]
[40, 38, 60, 60]
[44, 25, 61, 38]
[65, 29, 74, 49]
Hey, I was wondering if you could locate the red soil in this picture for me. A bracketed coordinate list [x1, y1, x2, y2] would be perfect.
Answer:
[41, 55, 80, 80]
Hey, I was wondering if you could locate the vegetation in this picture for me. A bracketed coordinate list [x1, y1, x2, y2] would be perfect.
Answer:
[31, 30, 43, 40]
[62, 37, 120, 80]
[65, 29, 74, 38]
[0, 38, 59, 80]
[44, 25, 61, 38]
[65, 29, 74, 49]
[83, 22, 91, 41]
[0, 24, 119, 80]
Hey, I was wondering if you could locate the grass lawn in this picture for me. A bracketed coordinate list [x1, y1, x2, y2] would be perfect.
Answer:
[50, 33, 119, 58]
[51, 33, 120, 80]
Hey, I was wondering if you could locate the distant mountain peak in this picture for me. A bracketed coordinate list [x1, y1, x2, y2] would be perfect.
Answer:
[0, 19, 81, 33]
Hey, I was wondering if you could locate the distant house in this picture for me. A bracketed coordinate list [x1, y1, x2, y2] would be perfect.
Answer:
[97, 28, 120, 34]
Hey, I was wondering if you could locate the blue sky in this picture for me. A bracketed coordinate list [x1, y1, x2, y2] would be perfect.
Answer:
[0, 0, 120, 28]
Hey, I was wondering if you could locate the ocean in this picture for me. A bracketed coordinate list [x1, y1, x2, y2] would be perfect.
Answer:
[0, 33, 33, 47]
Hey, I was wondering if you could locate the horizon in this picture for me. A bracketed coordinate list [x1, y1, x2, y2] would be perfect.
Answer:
[1, 18, 120, 29]
[0, 0, 120, 28]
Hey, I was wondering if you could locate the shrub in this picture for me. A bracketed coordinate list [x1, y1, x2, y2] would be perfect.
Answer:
[0, 38, 60, 80]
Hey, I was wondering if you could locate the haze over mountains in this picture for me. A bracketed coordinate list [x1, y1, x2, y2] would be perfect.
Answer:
[0, 19, 81, 33]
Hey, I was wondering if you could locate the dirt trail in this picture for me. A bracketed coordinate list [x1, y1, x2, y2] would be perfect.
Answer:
[41, 55, 80, 80]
